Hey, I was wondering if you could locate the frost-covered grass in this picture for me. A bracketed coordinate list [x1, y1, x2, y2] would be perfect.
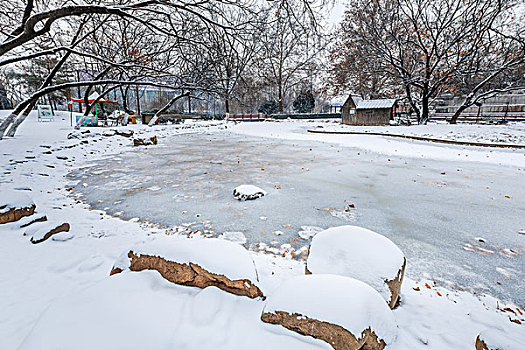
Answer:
[0, 111, 524, 349]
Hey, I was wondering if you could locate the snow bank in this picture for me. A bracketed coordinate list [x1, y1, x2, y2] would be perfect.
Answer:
[118, 236, 258, 282]
[233, 185, 267, 201]
[306, 226, 405, 306]
[262, 274, 398, 345]
[18, 272, 330, 350]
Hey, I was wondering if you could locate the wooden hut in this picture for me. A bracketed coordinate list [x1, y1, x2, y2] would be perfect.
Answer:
[341, 95, 397, 125]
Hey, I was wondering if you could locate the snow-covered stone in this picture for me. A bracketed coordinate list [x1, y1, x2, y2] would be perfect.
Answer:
[0, 190, 36, 224]
[261, 274, 397, 350]
[306, 225, 406, 309]
[115, 128, 134, 137]
[24, 222, 70, 244]
[476, 329, 524, 350]
[102, 129, 116, 137]
[51, 232, 74, 242]
[218, 231, 247, 245]
[233, 185, 266, 201]
[18, 213, 47, 228]
[133, 135, 157, 146]
[111, 237, 263, 299]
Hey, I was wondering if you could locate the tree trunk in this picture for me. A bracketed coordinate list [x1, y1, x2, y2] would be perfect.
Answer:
[47, 95, 55, 115]
[120, 86, 132, 114]
[76, 70, 82, 113]
[278, 84, 283, 113]
[449, 105, 469, 124]
[0, 99, 32, 138]
[419, 95, 429, 125]
[225, 96, 230, 114]
[135, 85, 141, 117]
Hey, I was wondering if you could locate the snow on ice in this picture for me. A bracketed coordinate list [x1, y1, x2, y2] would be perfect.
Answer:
[233, 184, 267, 201]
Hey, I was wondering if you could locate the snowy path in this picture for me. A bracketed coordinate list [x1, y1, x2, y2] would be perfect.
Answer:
[1, 112, 524, 349]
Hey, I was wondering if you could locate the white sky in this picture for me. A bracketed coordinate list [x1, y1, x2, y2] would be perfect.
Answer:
[327, 1, 346, 26]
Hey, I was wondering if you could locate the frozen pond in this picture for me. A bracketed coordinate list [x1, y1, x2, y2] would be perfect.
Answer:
[69, 130, 525, 305]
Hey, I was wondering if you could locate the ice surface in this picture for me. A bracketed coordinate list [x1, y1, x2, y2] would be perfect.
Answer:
[307, 225, 405, 302]
[263, 274, 397, 344]
[69, 130, 525, 304]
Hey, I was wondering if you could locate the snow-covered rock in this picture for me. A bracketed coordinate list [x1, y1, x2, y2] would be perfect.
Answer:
[24, 222, 70, 244]
[51, 232, 74, 242]
[306, 226, 406, 309]
[261, 274, 397, 350]
[111, 237, 263, 299]
[218, 231, 247, 245]
[0, 190, 36, 224]
[233, 185, 267, 201]
[133, 135, 157, 146]
[102, 129, 116, 137]
[18, 213, 47, 228]
[476, 329, 524, 350]
[115, 128, 134, 137]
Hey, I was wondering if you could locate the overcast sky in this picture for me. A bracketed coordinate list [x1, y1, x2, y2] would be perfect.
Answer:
[327, 1, 346, 26]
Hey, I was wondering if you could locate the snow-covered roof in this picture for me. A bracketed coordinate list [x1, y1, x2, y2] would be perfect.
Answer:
[356, 98, 396, 109]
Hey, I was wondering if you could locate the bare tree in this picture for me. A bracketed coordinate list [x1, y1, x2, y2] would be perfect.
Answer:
[258, 0, 327, 113]
[0, 0, 251, 137]
[329, 0, 525, 124]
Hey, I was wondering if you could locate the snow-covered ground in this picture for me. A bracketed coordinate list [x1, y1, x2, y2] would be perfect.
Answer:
[309, 119, 525, 146]
[1, 111, 524, 349]
[230, 119, 525, 166]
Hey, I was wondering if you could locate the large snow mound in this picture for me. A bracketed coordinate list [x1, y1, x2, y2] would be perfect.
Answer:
[118, 236, 259, 282]
[0, 189, 34, 213]
[262, 274, 398, 344]
[233, 184, 267, 200]
[19, 272, 330, 350]
[306, 225, 405, 303]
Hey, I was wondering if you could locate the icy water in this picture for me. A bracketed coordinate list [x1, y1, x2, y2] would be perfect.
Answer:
[69, 130, 525, 305]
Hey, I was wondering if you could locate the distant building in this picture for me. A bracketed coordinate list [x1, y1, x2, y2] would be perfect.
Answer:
[341, 94, 397, 125]
[326, 95, 347, 113]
